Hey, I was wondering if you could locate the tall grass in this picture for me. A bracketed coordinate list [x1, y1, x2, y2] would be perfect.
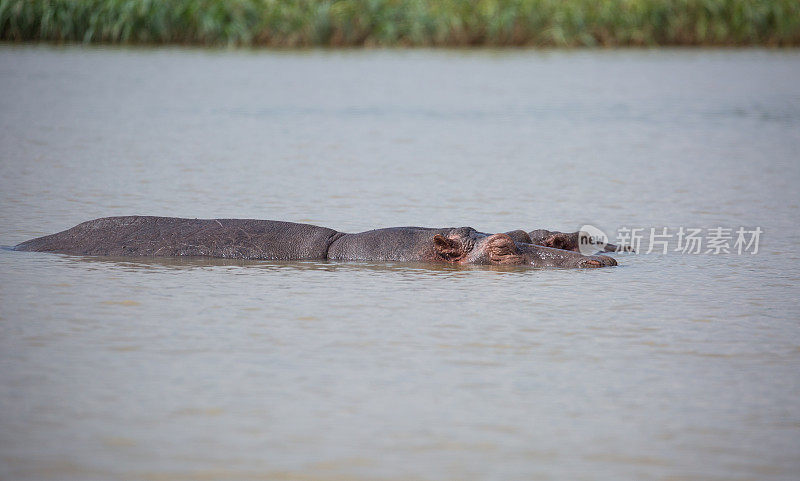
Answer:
[1, 0, 798, 47]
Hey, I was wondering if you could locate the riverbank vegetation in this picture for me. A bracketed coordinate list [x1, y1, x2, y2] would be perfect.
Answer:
[1, 0, 798, 47]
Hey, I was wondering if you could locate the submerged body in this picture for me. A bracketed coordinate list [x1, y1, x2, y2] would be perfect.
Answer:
[16, 216, 618, 268]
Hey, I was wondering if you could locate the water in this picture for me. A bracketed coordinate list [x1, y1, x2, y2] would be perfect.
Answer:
[1, 46, 799, 480]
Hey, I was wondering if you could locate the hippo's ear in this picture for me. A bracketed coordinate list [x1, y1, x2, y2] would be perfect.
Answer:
[544, 232, 580, 252]
[433, 234, 464, 261]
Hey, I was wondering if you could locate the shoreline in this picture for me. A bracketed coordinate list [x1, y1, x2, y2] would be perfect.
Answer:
[2, 41, 800, 52]
[3, 0, 798, 48]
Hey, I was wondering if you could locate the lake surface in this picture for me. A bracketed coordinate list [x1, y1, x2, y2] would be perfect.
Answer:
[1, 46, 799, 481]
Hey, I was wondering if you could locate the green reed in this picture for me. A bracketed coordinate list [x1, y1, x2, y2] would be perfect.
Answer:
[2, 0, 798, 47]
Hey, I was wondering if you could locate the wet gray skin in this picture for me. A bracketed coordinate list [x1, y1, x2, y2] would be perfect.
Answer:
[15, 216, 617, 268]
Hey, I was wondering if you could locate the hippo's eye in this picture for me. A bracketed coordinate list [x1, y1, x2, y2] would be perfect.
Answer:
[489, 237, 515, 253]
[486, 234, 522, 264]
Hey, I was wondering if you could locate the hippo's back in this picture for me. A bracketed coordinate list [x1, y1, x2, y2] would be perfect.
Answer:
[15, 216, 341, 260]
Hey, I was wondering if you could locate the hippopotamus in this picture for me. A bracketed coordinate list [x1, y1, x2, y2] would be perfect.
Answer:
[526, 229, 633, 253]
[14, 216, 619, 268]
[481, 228, 631, 253]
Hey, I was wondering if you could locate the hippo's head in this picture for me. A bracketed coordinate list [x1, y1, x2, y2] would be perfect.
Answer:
[528, 229, 633, 253]
[432, 230, 616, 268]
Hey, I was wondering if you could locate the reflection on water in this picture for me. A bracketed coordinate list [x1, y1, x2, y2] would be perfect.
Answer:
[1, 46, 799, 481]
[48, 253, 590, 275]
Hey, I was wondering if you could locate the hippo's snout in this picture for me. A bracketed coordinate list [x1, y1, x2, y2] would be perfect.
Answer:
[578, 255, 617, 268]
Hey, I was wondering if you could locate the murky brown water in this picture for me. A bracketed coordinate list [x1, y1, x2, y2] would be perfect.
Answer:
[1, 46, 799, 480]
